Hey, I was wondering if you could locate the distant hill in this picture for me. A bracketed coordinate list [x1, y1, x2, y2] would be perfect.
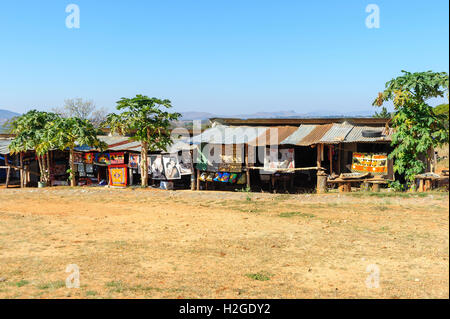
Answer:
[0, 109, 20, 133]
[179, 109, 375, 121]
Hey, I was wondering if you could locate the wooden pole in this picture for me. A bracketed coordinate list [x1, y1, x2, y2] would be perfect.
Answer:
[316, 144, 322, 168]
[19, 152, 24, 188]
[196, 168, 200, 191]
[328, 145, 333, 174]
[245, 144, 250, 189]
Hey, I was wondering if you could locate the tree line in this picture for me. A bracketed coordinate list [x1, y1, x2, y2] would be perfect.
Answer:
[7, 95, 180, 187]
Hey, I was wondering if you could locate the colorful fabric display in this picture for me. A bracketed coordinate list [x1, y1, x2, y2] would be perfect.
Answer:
[199, 172, 207, 182]
[236, 173, 247, 185]
[206, 173, 214, 182]
[228, 173, 238, 184]
[213, 172, 222, 182]
[220, 172, 230, 182]
[84, 153, 94, 164]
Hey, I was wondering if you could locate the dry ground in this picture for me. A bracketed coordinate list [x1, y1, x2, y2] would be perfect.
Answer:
[0, 187, 448, 299]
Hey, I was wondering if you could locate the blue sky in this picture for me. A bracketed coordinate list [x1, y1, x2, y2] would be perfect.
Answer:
[0, 0, 448, 115]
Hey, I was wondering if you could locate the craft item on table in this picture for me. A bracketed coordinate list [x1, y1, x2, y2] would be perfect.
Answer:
[213, 172, 222, 182]
[84, 153, 94, 164]
[85, 164, 94, 173]
[236, 173, 247, 185]
[178, 152, 193, 175]
[129, 154, 140, 168]
[228, 173, 238, 184]
[199, 172, 208, 182]
[110, 152, 125, 164]
[162, 155, 182, 180]
[351, 153, 388, 175]
[73, 152, 84, 164]
[206, 173, 214, 182]
[108, 164, 128, 187]
[218, 163, 242, 173]
[220, 172, 231, 182]
[149, 155, 165, 180]
[263, 148, 295, 173]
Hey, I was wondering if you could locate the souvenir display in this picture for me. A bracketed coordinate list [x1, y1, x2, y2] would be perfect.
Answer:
[108, 164, 128, 187]
[110, 152, 125, 164]
[264, 148, 295, 172]
[162, 155, 182, 180]
[129, 154, 140, 168]
[150, 155, 165, 180]
[352, 153, 388, 175]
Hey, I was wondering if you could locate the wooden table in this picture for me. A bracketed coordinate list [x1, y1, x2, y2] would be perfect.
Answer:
[328, 178, 388, 192]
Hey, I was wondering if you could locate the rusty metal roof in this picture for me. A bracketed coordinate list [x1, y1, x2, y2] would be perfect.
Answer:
[343, 126, 393, 143]
[319, 124, 354, 144]
[248, 126, 298, 146]
[295, 124, 333, 146]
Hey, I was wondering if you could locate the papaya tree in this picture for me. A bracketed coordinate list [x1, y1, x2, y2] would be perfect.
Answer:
[49, 117, 106, 186]
[104, 95, 180, 187]
[8, 110, 59, 184]
[374, 70, 449, 187]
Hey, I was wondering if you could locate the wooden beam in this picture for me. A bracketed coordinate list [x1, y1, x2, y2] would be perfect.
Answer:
[245, 144, 250, 189]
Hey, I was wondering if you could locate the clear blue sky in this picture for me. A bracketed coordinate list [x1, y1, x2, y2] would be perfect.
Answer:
[0, 0, 448, 115]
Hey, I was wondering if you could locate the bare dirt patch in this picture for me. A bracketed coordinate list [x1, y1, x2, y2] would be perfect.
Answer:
[0, 187, 448, 299]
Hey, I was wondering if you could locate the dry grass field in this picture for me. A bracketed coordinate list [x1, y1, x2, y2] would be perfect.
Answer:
[0, 187, 448, 299]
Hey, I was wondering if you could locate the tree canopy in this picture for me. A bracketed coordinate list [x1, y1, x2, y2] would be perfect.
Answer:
[374, 70, 449, 187]
[105, 95, 181, 187]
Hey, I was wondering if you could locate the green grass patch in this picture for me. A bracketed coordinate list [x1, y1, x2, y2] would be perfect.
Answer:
[37, 280, 66, 290]
[86, 290, 97, 296]
[245, 271, 273, 281]
[105, 280, 126, 293]
[279, 212, 315, 218]
[15, 280, 29, 287]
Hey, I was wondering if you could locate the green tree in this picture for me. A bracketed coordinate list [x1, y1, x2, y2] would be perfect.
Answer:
[49, 117, 106, 186]
[104, 95, 181, 187]
[373, 106, 392, 118]
[434, 103, 449, 129]
[8, 110, 60, 184]
[374, 70, 449, 187]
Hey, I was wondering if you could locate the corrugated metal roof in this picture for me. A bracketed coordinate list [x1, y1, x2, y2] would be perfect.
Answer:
[296, 124, 333, 146]
[191, 125, 267, 145]
[343, 126, 393, 143]
[280, 125, 316, 145]
[248, 126, 298, 146]
[0, 138, 12, 154]
[319, 124, 353, 143]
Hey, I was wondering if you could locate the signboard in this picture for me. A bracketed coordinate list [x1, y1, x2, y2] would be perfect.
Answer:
[352, 153, 388, 175]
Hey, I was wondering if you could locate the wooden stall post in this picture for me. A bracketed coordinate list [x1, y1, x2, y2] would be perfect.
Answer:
[245, 144, 251, 190]
[129, 167, 134, 186]
[196, 168, 200, 191]
[19, 152, 24, 188]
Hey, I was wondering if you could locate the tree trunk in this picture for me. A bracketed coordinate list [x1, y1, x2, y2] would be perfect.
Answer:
[141, 142, 149, 187]
[46, 152, 51, 185]
[37, 155, 44, 183]
[69, 148, 76, 187]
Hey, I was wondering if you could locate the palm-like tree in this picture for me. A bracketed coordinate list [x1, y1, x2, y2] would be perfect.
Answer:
[48, 117, 107, 186]
[104, 95, 180, 187]
[8, 110, 59, 184]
